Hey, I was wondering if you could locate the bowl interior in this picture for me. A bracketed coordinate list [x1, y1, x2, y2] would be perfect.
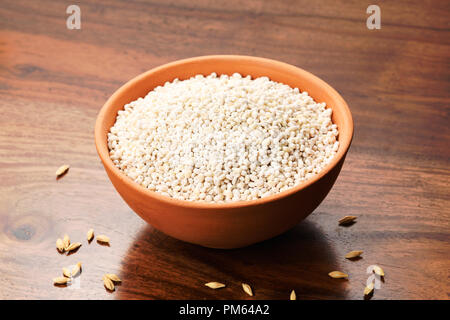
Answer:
[95, 55, 353, 207]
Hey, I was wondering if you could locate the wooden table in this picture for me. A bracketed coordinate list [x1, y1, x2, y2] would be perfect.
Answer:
[0, 0, 448, 300]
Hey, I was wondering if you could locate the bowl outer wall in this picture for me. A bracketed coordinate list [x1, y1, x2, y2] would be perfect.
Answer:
[95, 55, 353, 249]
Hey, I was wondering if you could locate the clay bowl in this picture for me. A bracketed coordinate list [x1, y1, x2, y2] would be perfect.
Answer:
[95, 55, 353, 249]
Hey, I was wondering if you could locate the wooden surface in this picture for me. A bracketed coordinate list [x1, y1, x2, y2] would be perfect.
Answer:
[0, 0, 449, 300]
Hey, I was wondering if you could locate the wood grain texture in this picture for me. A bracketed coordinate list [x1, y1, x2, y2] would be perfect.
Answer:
[0, 0, 449, 300]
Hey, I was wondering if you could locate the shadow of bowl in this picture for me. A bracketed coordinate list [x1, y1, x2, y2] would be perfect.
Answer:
[116, 219, 347, 299]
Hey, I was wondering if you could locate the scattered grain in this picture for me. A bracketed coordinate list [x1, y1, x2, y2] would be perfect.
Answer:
[103, 275, 115, 291]
[338, 216, 357, 225]
[63, 234, 70, 250]
[242, 283, 253, 296]
[364, 282, 374, 296]
[66, 242, 82, 253]
[345, 250, 363, 259]
[105, 274, 121, 282]
[56, 165, 70, 177]
[62, 267, 71, 278]
[53, 276, 70, 285]
[328, 271, 348, 279]
[71, 262, 82, 277]
[56, 238, 65, 253]
[96, 235, 110, 244]
[290, 290, 296, 300]
[87, 229, 94, 242]
[373, 265, 385, 277]
[205, 282, 226, 289]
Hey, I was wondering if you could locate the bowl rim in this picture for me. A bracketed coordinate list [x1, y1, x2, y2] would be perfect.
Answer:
[95, 55, 353, 209]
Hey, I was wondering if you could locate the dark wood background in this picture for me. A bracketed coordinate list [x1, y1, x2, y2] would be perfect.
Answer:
[0, 0, 448, 300]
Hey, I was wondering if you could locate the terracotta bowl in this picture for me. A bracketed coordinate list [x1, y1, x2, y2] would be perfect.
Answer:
[95, 55, 353, 249]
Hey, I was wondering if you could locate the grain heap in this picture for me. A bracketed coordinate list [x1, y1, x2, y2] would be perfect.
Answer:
[108, 73, 339, 202]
